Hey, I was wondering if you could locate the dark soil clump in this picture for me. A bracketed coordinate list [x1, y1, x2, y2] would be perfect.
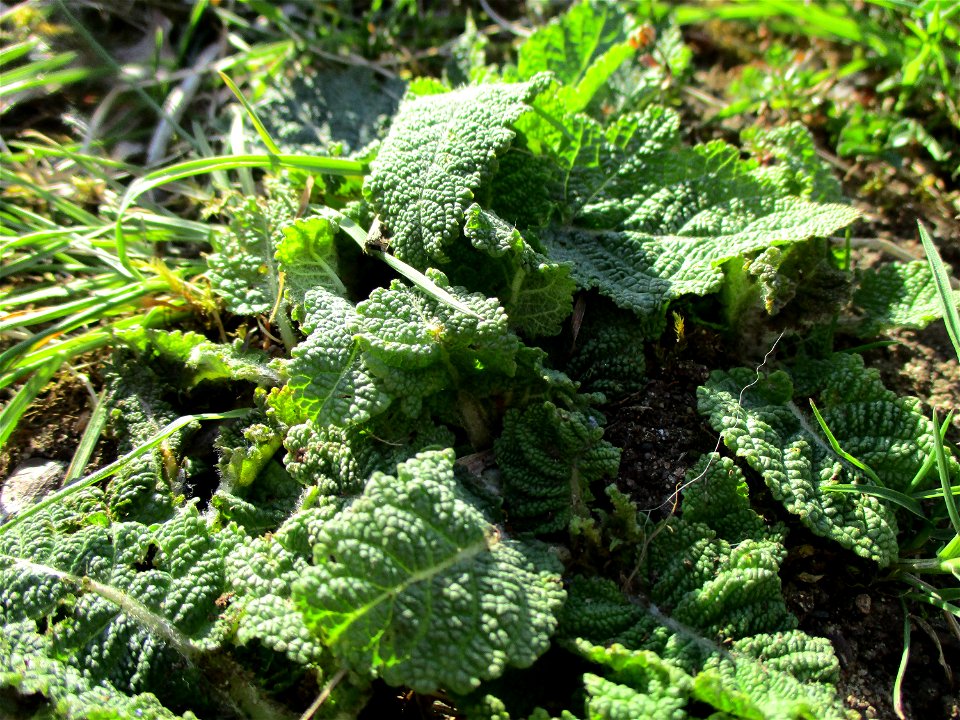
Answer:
[605, 356, 717, 522]
[782, 529, 960, 720]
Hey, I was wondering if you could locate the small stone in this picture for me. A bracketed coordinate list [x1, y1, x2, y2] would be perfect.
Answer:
[1, 459, 65, 519]
[855, 593, 872, 615]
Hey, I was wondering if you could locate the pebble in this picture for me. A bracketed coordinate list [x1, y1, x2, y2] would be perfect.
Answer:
[1, 459, 65, 520]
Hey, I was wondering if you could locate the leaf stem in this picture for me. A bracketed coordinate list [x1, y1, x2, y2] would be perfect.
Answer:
[893, 600, 910, 720]
[299, 668, 348, 720]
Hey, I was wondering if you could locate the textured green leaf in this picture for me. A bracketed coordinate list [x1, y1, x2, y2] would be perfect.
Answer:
[572, 640, 691, 720]
[226, 504, 338, 666]
[680, 453, 783, 544]
[649, 522, 792, 639]
[581, 671, 687, 720]
[356, 271, 520, 416]
[523, 107, 859, 328]
[561, 449, 793, 649]
[295, 449, 566, 694]
[695, 631, 841, 720]
[256, 65, 404, 157]
[851, 261, 960, 336]
[0, 630, 190, 720]
[358, 274, 516, 375]
[516, 103, 676, 223]
[518, 105, 672, 222]
[465, 203, 533, 258]
[463, 204, 575, 337]
[0, 494, 233, 718]
[364, 75, 550, 267]
[561, 575, 849, 720]
[789, 354, 956, 491]
[543, 197, 860, 324]
[126, 329, 280, 388]
[281, 411, 454, 498]
[214, 417, 284, 489]
[103, 361, 186, 523]
[696, 355, 931, 565]
[211, 459, 301, 533]
[564, 304, 648, 397]
[742, 122, 844, 203]
[284, 289, 391, 427]
[276, 212, 348, 317]
[487, 148, 561, 230]
[496, 401, 620, 533]
[206, 186, 296, 317]
[723, 242, 851, 322]
[515, 0, 635, 114]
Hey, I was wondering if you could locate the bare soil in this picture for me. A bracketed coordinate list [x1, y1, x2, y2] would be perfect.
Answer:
[0, 370, 106, 481]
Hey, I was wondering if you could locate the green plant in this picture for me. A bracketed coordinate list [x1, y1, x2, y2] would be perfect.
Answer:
[698, 336, 960, 716]
[2, 1, 959, 718]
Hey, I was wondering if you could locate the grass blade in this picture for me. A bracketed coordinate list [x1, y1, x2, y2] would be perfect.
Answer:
[933, 408, 960, 544]
[918, 221, 960, 360]
[893, 602, 910, 720]
[64, 388, 109, 484]
[53, 0, 203, 156]
[0, 358, 62, 451]
[0, 290, 125, 331]
[909, 410, 952, 490]
[822, 483, 927, 518]
[177, 0, 211, 64]
[0, 50, 76, 84]
[0, 408, 252, 535]
[0, 280, 168, 374]
[114, 154, 367, 277]
[0, 38, 40, 66]
[809, 399, 884, 485]
[218, 70, 282, 155]
[336, 213, 483, 319]
[0, 306, 191, 391]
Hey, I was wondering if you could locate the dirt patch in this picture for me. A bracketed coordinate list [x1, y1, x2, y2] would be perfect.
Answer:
[861, 322, 960, 435]
[0, 370, 106, 482]
[782, 527, 960, 720]
[604, 355, 717, 522]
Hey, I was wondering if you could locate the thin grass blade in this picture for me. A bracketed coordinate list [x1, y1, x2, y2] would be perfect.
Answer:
[810, 399, 884, 484]
[0, 409, 252, 535]
[893, 602, 910, 720]
[933, 408, 960, 552]
[218, 70, 282, 155]
[918, 222, 960, 360]
[336, 213, 483, 319]
[0, 306, 191, 391]
[63, 388, 109, 484]
[114, 153, 367, 277]
[0, 358, 62, 451]
[0, 280, 169, 374]
[822, 483, 927, 518]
